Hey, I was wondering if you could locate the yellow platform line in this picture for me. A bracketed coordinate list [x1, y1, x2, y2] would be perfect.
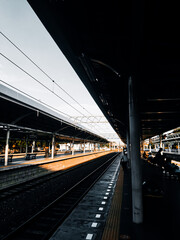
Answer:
[101, 167, 124, 240]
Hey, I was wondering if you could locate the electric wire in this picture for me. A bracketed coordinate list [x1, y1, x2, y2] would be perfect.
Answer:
[0, 79, 71, 118]
[0, 31, 106, 133]
[0, 53, 105, 136]
[0, 52, 88, 118]
[0, 80, 105, 138]
[0, 32, 100, 119]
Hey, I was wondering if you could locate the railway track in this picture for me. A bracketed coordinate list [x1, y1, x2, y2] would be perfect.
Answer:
[1, 152, 119, 240]
[0, 152, 111, 200]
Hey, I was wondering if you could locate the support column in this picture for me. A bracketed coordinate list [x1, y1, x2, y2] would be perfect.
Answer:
[51, 136, 55, 159]
[162, 143, 165, 151]
[71, 141, 74, 155]
[126, 131, 131, 168]
[5, 129, 10, 166]
[83, 142, 86, 154]
[128, 76, 143, 224]
[31, 140, 35, 153]
[169, 143, 171, 153]
[159, 135, 163, 149]
[25, 137, 28, 156]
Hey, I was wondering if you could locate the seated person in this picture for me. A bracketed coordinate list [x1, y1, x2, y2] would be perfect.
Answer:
[155, 148, 165, 166]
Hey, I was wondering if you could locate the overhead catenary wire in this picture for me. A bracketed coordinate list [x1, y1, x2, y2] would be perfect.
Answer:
[0, 31, 107, 133]
[0, 54, 104, 136]
[0, 79, 71, 118]
[0, 32, 99, 118]
[0, 80, 106, 139]
[0, 52, 87, 117]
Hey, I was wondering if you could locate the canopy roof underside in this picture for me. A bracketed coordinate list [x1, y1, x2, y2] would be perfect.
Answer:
[27, 0, 180, 142]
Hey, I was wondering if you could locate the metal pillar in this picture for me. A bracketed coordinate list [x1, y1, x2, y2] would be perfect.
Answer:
[128, 76, 143, 224]
[169, 143, 171, 153]
[83, 142, 86, 154]
[159, 135, 163, 149]
[163, 143, 165, 151]
[25, 138, 28, 155]
[90, 143, 93, 152]
[51, 136, 55, 159]
[126, 131, 131, 167]
[5, 129, 10, 166]
[31, 140, 35, 153]
[71, 141, 74, 155]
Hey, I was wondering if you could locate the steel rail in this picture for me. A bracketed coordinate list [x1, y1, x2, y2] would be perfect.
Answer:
[2, 152, 119, 240]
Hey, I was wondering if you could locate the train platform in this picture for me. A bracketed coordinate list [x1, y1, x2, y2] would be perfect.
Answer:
[50, 153, 123, 240]
[50, 155, 180, 240]
[1, 150, 180, 239]
[119, 160, 180, 240]
[0, 150, 116, 191]
[0, 150, 109, 170]
[0, 151, 91, 166]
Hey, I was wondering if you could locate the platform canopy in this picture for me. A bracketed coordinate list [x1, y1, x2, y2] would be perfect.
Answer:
[0, 84, 108, 143]
[27, 0, 180, 142]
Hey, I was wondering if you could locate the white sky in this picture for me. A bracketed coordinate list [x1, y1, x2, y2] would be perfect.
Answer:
[0, 0, 122, 143]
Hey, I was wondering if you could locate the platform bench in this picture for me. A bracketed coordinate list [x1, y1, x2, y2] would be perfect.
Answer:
[25, 153, 37, 160]
[0, 155, 13, 163]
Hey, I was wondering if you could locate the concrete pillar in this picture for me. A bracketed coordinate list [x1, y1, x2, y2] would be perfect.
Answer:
[5, 129, 10, 166]
[128, 76, 143, 224]
[51, 136, 55, 159]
